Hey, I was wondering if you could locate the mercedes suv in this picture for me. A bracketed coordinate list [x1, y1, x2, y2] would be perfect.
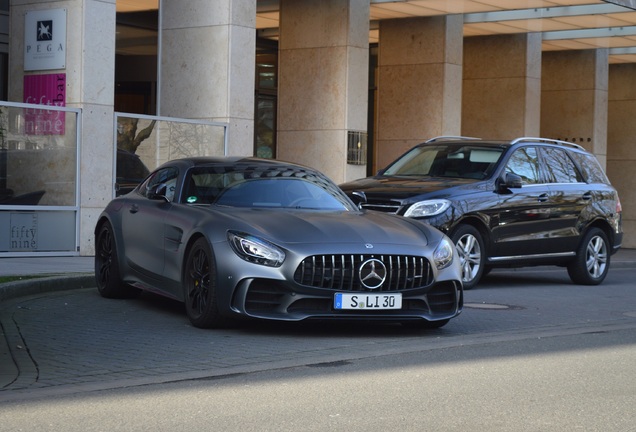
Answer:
[340, 137, 623, 289]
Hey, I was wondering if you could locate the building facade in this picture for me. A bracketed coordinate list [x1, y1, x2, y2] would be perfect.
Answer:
[2, 0, 636, 256]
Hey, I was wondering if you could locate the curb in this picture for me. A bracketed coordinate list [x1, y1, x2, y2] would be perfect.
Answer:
[0, 274, 95, 303]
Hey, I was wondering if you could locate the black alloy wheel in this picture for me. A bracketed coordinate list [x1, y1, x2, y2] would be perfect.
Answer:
[184, 237, 223, 328]
[567, 227, 610, 285]
[451, 224, 485, 290]
[95, 222, 139, 298]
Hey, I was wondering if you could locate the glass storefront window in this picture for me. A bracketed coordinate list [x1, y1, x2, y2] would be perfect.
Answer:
[115, 113, 228, 196]
[0, 101, 80, 255]
[0, 104, 78, 207]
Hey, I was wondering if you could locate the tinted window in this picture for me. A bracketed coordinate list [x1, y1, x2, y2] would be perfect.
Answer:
[215, 178, 348, 210]
[139, 167, 179, 201]
[505, 147, 540, 185]
[183, 164, 355, 210]
[541, 147, 584, 183]
[569, 151, 610, 184]
[383, 145, 503, 179]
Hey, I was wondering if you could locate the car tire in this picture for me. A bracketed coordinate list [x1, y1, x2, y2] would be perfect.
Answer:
[451, 225, 485, 290]
[95, 222, 140, 298]
[184, 237, 224, 328]
[567, 228, 610, 285]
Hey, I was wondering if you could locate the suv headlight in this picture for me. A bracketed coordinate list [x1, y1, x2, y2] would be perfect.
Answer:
[404, 199, 451, 218]
[227, 231, 285, 267]
[433, 237, 454, 270]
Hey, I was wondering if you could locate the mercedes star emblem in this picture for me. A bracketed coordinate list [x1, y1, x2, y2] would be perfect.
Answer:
[359, 258, 387, 290]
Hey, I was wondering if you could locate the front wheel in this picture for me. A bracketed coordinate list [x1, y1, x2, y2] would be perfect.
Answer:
[451, 225, 485, 290]
[567, 228, 610, 285]
[183, 237, 225, 328]
[95, 222, 139, 298]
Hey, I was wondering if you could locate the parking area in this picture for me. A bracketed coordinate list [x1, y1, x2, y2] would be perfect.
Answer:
[2, 255, 636, 402]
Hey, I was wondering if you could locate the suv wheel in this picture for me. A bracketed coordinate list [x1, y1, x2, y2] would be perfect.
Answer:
[451, 225, 485, 290]
[567, 228, 610, 285]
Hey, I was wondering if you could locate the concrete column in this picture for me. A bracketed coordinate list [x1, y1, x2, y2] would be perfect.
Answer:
[463, 33, 542, 139]
[608, 64, 636, 248]
[9, 0, 117, 256]
[541, 49, 608, 167]
[376, 15, 463, 170]
[277, 0, 369, 183]
[159, 0, 256, 156]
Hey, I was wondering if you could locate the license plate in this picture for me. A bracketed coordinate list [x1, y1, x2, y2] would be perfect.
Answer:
[334, 293, 402, 310]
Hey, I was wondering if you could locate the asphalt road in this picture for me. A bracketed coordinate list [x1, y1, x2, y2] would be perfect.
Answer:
[1, 265, 635, 431]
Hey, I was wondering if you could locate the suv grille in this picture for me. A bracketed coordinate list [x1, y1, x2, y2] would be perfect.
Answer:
[360, 202, 401, 214]
[293, 254, 433, 291]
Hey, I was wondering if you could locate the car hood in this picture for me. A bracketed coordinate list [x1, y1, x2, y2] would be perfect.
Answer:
[339, 176, 478, 201]
[215, 207, 433, 246]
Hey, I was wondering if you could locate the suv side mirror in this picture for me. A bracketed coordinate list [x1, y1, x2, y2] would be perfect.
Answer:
[504, 173, 523, 189]
[497, 172, 523, 193]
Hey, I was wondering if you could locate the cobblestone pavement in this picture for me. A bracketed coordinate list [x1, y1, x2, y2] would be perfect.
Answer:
[1, 253, 636, 402]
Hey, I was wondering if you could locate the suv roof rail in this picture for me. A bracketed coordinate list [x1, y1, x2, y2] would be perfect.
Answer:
[511, 137, 585, 151]
[425, 136, 482, 143]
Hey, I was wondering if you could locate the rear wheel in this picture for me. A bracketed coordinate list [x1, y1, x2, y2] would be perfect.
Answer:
[95, 222, 139, 298]
[567, 228, 610, 285]
[451, 225, 485, 290]
[184, 237, 225, 328]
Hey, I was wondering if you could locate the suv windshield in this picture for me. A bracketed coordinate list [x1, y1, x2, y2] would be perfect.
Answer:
[383, 144, 504, 180]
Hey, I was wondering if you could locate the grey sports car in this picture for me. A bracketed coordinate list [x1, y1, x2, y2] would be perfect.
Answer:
[95, 157, 463, 329]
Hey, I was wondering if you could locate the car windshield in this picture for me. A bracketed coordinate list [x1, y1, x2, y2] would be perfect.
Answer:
[183, 165, 355, 211]
[383, 144, 504, 180]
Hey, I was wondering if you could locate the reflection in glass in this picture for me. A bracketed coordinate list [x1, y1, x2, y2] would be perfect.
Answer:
[0, 106, 78, 206]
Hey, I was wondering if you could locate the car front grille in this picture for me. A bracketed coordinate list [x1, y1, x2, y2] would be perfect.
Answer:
[293, 254, 434, 292]
[360, 202, 401, 213]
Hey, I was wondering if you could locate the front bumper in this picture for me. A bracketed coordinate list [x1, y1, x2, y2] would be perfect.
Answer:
[230, 278, 463, 323]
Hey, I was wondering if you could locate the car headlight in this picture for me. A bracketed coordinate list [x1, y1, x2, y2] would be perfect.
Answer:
[227, 231, 285, 267]
[433, 237, 454, 270]
[403, 199, 451, 218]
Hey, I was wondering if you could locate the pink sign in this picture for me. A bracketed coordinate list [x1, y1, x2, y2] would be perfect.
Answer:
[23, 73, 66, 135]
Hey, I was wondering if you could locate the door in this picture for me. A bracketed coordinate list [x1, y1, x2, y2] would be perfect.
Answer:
[491, 146, 555, 258]
[121, 167, 178, 277]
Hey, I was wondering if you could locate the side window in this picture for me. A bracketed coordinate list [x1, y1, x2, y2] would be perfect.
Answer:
[569, 151, 610, 184]
[139, 167, 179, 201]
[505, 147, 540, 185]
[541, 147, 584, 183]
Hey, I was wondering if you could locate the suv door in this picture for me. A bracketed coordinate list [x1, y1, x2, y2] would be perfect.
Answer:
[491, 146, 555, 259]
[541, 146, 589, 253]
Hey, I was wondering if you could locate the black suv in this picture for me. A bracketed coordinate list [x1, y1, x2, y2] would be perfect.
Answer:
[340, 137, 623, 289]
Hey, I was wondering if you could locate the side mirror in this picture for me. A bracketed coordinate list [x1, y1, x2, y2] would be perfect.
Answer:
[504, 172, 523, 189]
[497, 172, 523, 193]
[350, 191, 367, 208]
[147, 183, 170, 202]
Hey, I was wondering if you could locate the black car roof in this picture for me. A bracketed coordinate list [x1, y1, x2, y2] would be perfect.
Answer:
[159, 156, 312, 170]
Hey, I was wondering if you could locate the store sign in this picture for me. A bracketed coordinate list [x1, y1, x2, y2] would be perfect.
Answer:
[23, 73, 66, 135]
[9, 213, 38, 251]
[24, 8, 67, 71]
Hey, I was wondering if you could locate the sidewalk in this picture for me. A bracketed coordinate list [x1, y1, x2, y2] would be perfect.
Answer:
[0, 256, 94, 277]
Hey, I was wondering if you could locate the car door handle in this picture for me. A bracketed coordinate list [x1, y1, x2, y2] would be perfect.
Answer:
[537, 193, 549, 202]
[129, 204, 139, 214]
[582, 192, 592, 200]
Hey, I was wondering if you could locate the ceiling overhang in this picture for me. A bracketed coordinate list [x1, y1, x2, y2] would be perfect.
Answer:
[116, 0, 636, 63]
